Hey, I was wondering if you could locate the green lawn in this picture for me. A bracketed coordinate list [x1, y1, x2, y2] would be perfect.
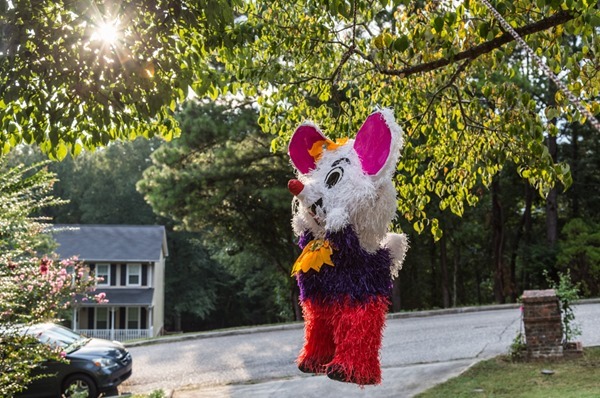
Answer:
[416, 347, 600, 398]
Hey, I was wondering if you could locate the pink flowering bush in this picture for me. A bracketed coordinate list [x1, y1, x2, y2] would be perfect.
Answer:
[0, 162, 103, 396]
[2, 255, 102, 323]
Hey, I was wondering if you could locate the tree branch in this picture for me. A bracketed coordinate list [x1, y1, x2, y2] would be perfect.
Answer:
[408, 60, 471, 134]
[378, 10, 574, 78]
[330, 0, 359, 85]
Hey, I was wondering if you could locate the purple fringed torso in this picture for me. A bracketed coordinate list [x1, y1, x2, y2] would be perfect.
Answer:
[296, 226, 393, 304]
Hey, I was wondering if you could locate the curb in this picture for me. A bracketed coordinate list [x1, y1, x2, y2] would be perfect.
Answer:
[125, 298, 600, 348]
[125, 322, 304, 347]
[386, 302, 521, 320]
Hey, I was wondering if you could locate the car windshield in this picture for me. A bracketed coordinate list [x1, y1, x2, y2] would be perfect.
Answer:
[26, 324, 90, 353]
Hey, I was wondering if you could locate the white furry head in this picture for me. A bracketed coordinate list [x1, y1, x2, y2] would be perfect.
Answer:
[287, 109, 404, 252]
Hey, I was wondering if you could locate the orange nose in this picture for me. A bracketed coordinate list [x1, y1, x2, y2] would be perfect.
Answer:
[288, 179, 304, 196]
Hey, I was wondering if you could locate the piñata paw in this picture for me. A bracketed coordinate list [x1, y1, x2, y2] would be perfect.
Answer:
[326, 364, 379, 385]
[297, 358, 327, 374]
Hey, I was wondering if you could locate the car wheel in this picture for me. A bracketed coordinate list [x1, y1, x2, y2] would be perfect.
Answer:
[63, 374, 98, 398]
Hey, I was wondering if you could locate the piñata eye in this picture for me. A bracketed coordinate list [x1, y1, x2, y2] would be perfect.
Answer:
[325, 167, 344, 188]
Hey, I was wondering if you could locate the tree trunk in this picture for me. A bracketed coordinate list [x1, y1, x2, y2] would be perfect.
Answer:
[173, 311, 182, 332]
[521, 182, 534, 289]
[392, 277, 402, 312]
[453, 246, 460, 307]
[509, 183, 534, 302]
[571, 126, 579, 218]
[546, 81, 559, 247]
[476, 263, 482, 305]
[440, 233, 450, 308]
[429, 240, 438, 307]
[291, 283, 302, 321]
[491, 177, 505, 304]
[546, 137, 559, 246]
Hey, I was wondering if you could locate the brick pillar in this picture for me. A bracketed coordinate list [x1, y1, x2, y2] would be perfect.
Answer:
[521, 289, 563, 359]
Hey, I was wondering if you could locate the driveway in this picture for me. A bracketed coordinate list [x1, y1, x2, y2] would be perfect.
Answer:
[122, 302, 600, 397]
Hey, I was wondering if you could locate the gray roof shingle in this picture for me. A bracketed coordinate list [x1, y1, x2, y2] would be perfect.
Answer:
[75, 288, 155, 306]
[96, 288, 155, 306]
[52, 224, 168, 262]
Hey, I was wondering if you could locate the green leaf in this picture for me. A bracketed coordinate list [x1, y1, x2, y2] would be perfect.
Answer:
[209, 85, 219, 101]
[55, 142, 68, 161]
[433, 16, 445, 33]
[413, 220, 424, 234]
[445, 12, 457, 26]
[393, 35, 410, 52]
[72, 142, 83, 157]
[555, 90, 564, 104]
[431, 218, 443, 242]
[478, 22, 490, 39]
[383, 32, 393, 48]
[373, 34, 385, 50]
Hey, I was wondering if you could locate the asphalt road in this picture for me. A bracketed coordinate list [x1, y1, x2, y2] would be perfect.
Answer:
[121, 303, 600, 397]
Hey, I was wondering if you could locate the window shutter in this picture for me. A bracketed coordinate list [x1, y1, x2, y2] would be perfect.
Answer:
[88, 308, 95, 329]
[141, 307, 147, 329]
[89, 264, 95, 273]
[110, 264, 117, 286]
[141, 264, 148, 286]
[120, 265, 127, 286]
[119, 307, 126, 329]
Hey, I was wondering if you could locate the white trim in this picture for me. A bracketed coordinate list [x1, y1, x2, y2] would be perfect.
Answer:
[147, 264, 153, 288]
[73, 308, 78, 331]
[110, 307, 116, 341]
[127, 263, 142, 287]
[96, 263, 110, 286]
[126, 307, 141, 329]
[95, 307, 109, 330]
[76, 328, 151, 341]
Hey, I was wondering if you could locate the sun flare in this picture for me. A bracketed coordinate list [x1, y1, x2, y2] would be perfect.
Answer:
[92, 20, 120, 45]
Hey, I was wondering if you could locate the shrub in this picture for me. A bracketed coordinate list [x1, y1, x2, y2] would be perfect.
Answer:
[0, 162, 101, 396]
[545, 269, 582, 345]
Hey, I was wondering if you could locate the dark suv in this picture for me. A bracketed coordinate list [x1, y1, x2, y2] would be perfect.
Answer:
[15, 323, 132, 398]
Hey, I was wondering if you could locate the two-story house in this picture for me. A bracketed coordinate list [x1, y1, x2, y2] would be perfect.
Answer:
[52, 224, 168, 342]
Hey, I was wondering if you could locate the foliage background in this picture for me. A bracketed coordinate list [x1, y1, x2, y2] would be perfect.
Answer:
[6, 99, 599, 331]
[1, 0, 599, 328]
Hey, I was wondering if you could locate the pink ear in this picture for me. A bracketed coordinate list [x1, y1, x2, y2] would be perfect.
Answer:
[288, 124, 328, 174]
[354, 111, 392, 175]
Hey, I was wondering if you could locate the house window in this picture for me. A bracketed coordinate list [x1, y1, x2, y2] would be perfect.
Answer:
[96, 308, 109, 329]
[127, 307, 140, 329]
[96, 264, 110, 286]
[127, 264, 141, 286]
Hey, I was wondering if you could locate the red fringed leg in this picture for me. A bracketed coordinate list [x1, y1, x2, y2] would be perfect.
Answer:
[297, 299, 335, 374]
[326, 296, 389, 385]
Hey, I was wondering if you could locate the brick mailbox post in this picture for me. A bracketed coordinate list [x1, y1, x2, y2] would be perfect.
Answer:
[521, 289, 563, 359]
